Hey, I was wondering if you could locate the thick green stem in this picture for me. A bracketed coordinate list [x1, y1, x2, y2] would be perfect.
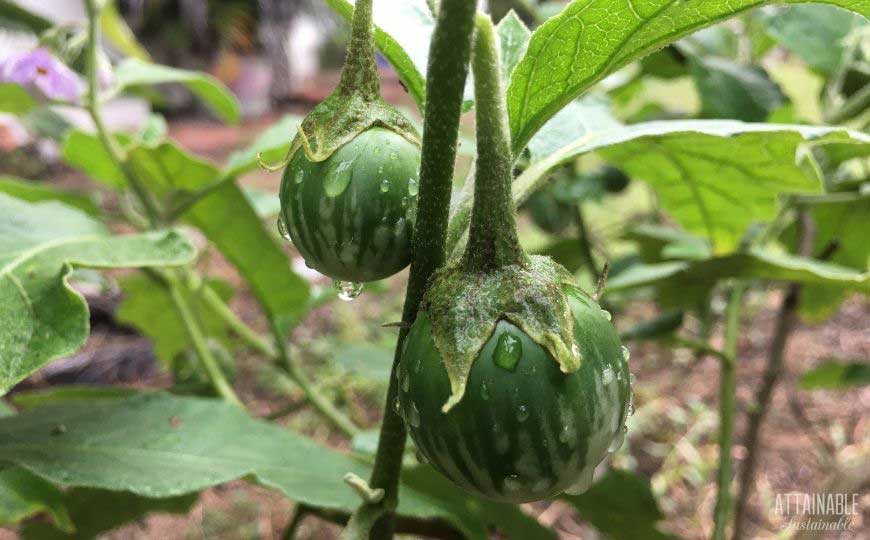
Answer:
[462, 13, 524, 273]
[337, 0, 380, 101]
[343, 2, 477, 539]
[712, 283, 746, 540]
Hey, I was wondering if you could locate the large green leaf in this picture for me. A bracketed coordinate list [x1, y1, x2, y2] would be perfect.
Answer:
[506, 0, 870, 153]
[0, 0, 50, 33]
[0, 194, 196, 394]
[0, 468, 72, 532]
[324, 0, 433, 111]
[0, 176, 99, 216]
[113, 59, 240, 124]
[126, 142, 310, 332]
[516, 121, 869, 252]
[0, 83, 37, 115]
[0, 393, 551, 540]
[689, 56, 787, 121]
[223, 115, 301, 178]
[799, 359, 870, 390]
[564, 470, 671, 540]
[497, 10, 532, 84]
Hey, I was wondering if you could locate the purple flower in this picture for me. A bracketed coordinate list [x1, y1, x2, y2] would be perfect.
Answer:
[0, 48, 83, 103]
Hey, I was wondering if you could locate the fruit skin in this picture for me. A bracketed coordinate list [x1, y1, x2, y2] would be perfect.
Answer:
[279, 127, 420, 282]
[398, 286, 630, 503]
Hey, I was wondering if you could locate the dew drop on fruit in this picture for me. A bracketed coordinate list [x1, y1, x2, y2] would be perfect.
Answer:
[380, 178, 390, 193]
[503, 475, 522, 493]
[493, 332, 522, 371]
[334, 280, 363, 301]
[294, 168, 305, 184]
[517, 405, 529, 423]
[564, 468, 595, 496]
[601, 309, 612, 321]
[373, 146, 381, 154]
[389, 152, 398, 160]
[627, 393, 635, 417]
[602, 364, 614, 384]
[276, 216, 291, 243]
[407, 178, 419, 196]
[392, 397, 401, 415]
[480, 381, 490, 401]
[629, 372, 636, 385]
[408, 401, 421, 428]
[621, 345, 631, 361]
[401, 369, 410, 393]
[571, 343, 581, 362]
[559, 423, 576, 445]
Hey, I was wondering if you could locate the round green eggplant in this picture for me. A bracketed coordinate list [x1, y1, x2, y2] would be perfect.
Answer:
[398, 288, 630, 503]
[279, 127, 421, 282]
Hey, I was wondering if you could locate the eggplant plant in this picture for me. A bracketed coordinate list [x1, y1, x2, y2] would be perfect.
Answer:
[0, 1, 867, 540]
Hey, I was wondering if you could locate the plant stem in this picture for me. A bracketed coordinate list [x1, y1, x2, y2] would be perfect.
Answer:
[462, 12, 525, 273]
[165, 272, 242, 406]
[712, 282, 745, 540]
[337, 0, 380, 101]
[573, 204, 599, 279]
[343, 2, 477, 539]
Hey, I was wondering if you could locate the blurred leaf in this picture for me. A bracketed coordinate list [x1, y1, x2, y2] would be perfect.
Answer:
[0, 195, 195, 395]
[762, 5, 867, 76]
[11, 385, 137, 411]
[333, 343, 394, 382]
[0, 468, 72, 532]
[527, 94, 621, 163]
[127, 142, 310, 333]
[0, 400, 12, 417]
[626, 224, 711, 263]
[620, 311, 685, 341]
[799, 360, 870, 390]
[116, 275, 234, 367]
[222, 115, 301, 178]
[0, 83, 36, 114]
[60, 130, 132, 189]
[242, 187, 280, 219]
[324, 0, 433, 111]
[99, 2, 151, 61]
[689, 56, 787, 121]
[496, 10, 531, 84]
[678, 25, 740, 59]
[0, 0, 50, 33]
[0, 393, 547, 540]
[564, 469, 671, 540]
[20, 488, 195, 540]
[0, 176, 99, 216]
[639, 47, 687, 80]
[114, 59, 240, 123]
[784, 192, 870, 322]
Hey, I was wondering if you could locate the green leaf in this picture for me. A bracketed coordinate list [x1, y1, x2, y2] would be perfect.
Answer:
[620, 310, 685, 341]
[60, 130, 129, 189]
[116, 275, 234, 366]
[496, 10, 532, 84]
[0, 0, 50, 33]
[527, 94, 621, 163]
[0, 83, 37, 115]
[0, 194, 196, 394]
[127, 142, 310, 332]
[762, 5, 867, 75]
[333, 343, 394, 382]
[0, 393, 549, 540]
[242, 187, 281, 219]
[564, 469, 671, 540]
[607, 249, 870, 305]
[0, 400, 12, 417]
[516, 121, 868, 252]
[799, 359, 870, 390]
[114, 59, 240, 124]
[0, 176, 99, 216]
[506, 0, 870, 153]
[20, 488, 195, 540]
[99, 2, 151, 62]
[11, 385, 138, 411]
[223, 115, 301, 178]
[689, 56, 786, 121]
[0, 468, 72, 532]
[785, 192, 870, 321]
[324, 0, 433, 111]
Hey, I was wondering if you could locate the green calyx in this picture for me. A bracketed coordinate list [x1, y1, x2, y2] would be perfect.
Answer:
[264, 0, 420, 170]
[421, 255, 583, 412]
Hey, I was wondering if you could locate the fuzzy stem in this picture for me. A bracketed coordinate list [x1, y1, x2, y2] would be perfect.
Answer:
[343, 2, 477, 539]
[712, 282, 745, 540]
[462, 13, 525, 273]
[337, 0, 380, 101]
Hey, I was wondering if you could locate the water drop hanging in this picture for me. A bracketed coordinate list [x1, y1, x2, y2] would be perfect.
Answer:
[277, 216, 291, 243]
[493, 332, 523, 371]
[334, 280, 364, 301]
[380, 178, 390, 193]
[407, 177, 419, 196]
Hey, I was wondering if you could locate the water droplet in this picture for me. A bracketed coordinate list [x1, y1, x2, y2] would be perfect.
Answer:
[629, 372, 636, 385]
[559, 424, 575, 445]
[408, 401, 421, 428]
[493, 332, 523, 371]
[401, 369, 410, 393]
[480, 381, 490, 401]
[373, 147, 381, 154]
[616, 371, 624, 382]
[389, 152, 398, 160]
[380, 178, 390, 193]
[601, 309, 612, 321]
[277, 216, 291, 243]
[503, 475, 522, 493]
[392, 397, 401, 415]
[621, 346, 631, 362]
[294, 168, 305, 184]
[571, 343, 582, 361]
[334, 280, 363, 301]
[602, 365, 614, 384]
[564, 468, 595, 495]
[401, 196, 409, 208]
[377, 165, 384, 174]
[407, 178, 419, 196]
[517, 405, 529, 422]
[627, 393, 636, 417]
